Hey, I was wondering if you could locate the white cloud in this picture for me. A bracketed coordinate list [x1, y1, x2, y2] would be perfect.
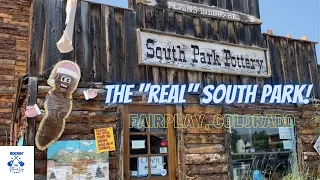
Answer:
[81, 141, 91, 146]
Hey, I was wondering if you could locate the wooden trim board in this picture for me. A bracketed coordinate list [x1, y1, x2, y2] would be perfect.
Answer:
[137, 0, 262, 24]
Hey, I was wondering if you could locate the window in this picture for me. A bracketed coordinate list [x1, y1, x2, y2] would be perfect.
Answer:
[230, 115, 298, 180]
[123, 105, 176, 180]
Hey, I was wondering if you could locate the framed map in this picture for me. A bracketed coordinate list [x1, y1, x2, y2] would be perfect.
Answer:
[47, 140, 109, 180]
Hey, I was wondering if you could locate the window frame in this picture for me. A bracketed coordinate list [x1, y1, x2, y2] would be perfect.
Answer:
[228, 115, 299, 179]
[123, 105, 176, 180]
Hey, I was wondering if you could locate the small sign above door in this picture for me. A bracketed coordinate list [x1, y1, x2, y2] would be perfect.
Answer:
[137, 29, 270, 77]
[137, 0, 262, 24]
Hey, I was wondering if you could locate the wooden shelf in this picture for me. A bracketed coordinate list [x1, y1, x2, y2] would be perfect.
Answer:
[231, 151, 293, 156]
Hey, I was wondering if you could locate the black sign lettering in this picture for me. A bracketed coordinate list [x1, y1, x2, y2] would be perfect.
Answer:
[140, 31, 269, 77]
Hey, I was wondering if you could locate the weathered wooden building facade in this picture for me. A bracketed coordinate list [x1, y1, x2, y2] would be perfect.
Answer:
[10, 0, 320, 179]
[0, 0, 32, 146]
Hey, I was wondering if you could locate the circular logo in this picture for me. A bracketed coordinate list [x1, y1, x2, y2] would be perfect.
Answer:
[161, 169, 167, 176]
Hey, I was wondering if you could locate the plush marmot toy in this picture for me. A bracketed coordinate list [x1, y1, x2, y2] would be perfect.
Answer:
[36, 60, 81, 151]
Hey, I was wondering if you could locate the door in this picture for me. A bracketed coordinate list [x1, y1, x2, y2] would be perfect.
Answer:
[123, 105, 176, 180]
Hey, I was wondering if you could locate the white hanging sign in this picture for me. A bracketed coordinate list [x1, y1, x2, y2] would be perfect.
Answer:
[137, 0, 262, 24]
[132, 140, 145, 149]
[137, 29, 270, 77]
[278, 127, 292, 139]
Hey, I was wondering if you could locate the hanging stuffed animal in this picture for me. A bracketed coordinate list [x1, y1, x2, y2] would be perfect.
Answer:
[35, 60, 81, 151]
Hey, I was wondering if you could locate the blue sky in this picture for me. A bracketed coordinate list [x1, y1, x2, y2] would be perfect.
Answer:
[260, 0, 320, 64]
[89, 0, 319, 64]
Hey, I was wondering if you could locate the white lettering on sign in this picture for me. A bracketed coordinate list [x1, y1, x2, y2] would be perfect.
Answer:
[136, 0, 262, 24]
[138, 30, 270, 77]
[168, 1, 240, 20]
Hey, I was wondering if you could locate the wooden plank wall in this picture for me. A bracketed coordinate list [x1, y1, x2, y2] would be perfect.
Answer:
[28, 0, 319, 96]
[264, 34, 320, 99]
[0, 0, 32, 145]
[29, 0, 265, 86]
[135, 0, 264, 87]
[28, 0, 138, 84]
[298, 106, 320, 177]
[27, 0, 320, 179]
[182, 104, 228, 179]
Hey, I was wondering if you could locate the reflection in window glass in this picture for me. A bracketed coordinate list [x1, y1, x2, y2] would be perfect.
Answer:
[149, 114, 167, 133]
[151, 135, 168, 154]
[130, 113, 147, 133]
[129, 113, 168, 133]
[231, 116, 296, 180]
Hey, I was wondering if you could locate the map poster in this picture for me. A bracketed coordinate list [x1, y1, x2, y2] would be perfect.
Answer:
[47, 140, 109, 180]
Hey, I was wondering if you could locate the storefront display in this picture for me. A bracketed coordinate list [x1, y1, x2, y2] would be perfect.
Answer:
[230, 116, 296, 179]
[7, 0, 319, 179]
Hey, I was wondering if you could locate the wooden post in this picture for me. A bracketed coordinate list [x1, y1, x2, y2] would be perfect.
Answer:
[223, 107, 233, 180]
[167, 105, 177, 180]
[117, 105, 124, 180]
[24, 77, 38, 146]
[10, 77, 24, 146]
[176, 105, 185, 180]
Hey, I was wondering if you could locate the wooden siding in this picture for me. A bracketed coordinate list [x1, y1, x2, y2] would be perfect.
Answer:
[264, 34, 320, 99]
[0, 0, 31, 145]
[181, 104, 228, 180]
[298, 106, 320, 177]
[27, 0, 320, 179]
[28, 0, 319, 98]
